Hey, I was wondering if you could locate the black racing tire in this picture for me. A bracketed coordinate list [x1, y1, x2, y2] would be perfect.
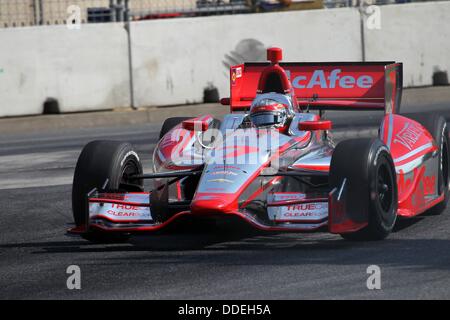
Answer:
[159, 117, 191, 140]
[401, 113, 449, 214]
[72, 140, 143, 243]
[159, 116, 222, 151]
[330, 138, 398, 241]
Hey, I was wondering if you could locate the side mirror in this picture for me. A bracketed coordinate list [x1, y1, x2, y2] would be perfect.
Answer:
[220, 97, 230, 106]
[182, 116, 213, 131]
[299, 120, 332, 131]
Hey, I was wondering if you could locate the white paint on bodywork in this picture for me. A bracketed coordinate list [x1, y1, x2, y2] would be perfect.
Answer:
[267, 193, 328, 222]
[90, 193, 151, 221]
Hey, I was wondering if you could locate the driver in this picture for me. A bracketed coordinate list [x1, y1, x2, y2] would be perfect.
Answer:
[249, 92, 295, 132]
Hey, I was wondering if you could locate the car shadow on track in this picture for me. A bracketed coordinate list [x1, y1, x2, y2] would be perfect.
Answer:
[1, 225, 354, 254]
[0, 210, 441, 258]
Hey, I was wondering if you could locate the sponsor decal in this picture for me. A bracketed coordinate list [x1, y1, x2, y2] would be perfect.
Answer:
[209, 165, 243, 171]
[89, 202, 152, 220]
[268, 192, 306, 202]
[207, 170, 238, 176]
[204, 187, 226, 192]
[284, 203, 327, 218]
[106, 210, 139, 217]
[286, 69, 373, 89]
[393, 122, 423, 151]
[97, 193, 126, 201]
[231, 69, 237, 86]
[397, 166, 436, 198]
[207, 178, 234, 184]
[269, 201, 328, 221]
[235, 66, 242, 78]
[196, 195, 218, 200]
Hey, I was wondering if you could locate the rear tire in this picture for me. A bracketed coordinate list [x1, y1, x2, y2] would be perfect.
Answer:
[330, 138, 398, 241]
[72, 141, 143, 243]
[401, 113, 449, 214]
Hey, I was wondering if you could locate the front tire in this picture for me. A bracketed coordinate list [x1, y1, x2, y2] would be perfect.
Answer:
[72, 140, 143, 243]
[330, 138, 398, 241]
[159, 117, 191, 140]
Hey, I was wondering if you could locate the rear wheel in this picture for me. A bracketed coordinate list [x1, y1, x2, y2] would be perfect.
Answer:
[401, 113, 449, 214]
[72, 140, 143, 243]
[330, 138, 398, 241]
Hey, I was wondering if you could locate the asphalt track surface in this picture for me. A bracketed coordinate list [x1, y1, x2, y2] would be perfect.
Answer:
[1, 97, 450, 299]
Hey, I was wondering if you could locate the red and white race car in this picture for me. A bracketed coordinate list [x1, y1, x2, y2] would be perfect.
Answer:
[69, 47, 449, 242]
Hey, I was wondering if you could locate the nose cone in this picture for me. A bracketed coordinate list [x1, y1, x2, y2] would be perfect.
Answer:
[190, 193, 238, 214]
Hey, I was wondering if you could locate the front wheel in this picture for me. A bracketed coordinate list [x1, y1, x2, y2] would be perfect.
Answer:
[159, 117, 191, 140]
[72, 140, 143, 243]
[330, 138, 398, 241]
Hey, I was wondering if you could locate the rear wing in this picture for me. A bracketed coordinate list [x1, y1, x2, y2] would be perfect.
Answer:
[228, 62, 403, 113]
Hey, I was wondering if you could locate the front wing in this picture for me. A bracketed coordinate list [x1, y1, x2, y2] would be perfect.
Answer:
[68, 187, 363, 235]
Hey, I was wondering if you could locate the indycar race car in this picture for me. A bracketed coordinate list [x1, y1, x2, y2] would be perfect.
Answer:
[69, 47, 449, 242]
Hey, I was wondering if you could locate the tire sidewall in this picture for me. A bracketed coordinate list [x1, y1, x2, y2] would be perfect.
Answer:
[368, 143, 398, 234]
[106, 147, 142, 191]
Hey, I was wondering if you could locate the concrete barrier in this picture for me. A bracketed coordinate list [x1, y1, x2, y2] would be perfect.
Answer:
[130, 8, 361, 107]
[0, 23, 130, 117]
[364, 2, 450, 87]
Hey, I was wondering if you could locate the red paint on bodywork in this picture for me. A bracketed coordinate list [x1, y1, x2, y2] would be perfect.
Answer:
[190, 135, 310, 215]
[383, 114, 436, 162]
[396, 165, 439, 217]
[328, 187, 368, 234]
[381, 113, 441, 217]
[299, 120, 332, 131]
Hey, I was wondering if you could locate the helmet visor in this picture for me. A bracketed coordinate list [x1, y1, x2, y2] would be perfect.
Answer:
[250, 112, 281, 127]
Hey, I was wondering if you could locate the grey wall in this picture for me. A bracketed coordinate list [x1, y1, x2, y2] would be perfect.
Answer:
[365, 1, 450, 87]
[131, 8, 361, 108]
[0, 23, 130, 117]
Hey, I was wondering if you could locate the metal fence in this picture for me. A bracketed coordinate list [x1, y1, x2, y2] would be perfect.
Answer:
[0, 0, 254, 27]
[0, 0, 114, 27]
[0, 0, 444, 28]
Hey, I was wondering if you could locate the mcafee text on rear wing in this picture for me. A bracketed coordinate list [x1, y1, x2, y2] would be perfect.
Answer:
[228, 62, 403, 113]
